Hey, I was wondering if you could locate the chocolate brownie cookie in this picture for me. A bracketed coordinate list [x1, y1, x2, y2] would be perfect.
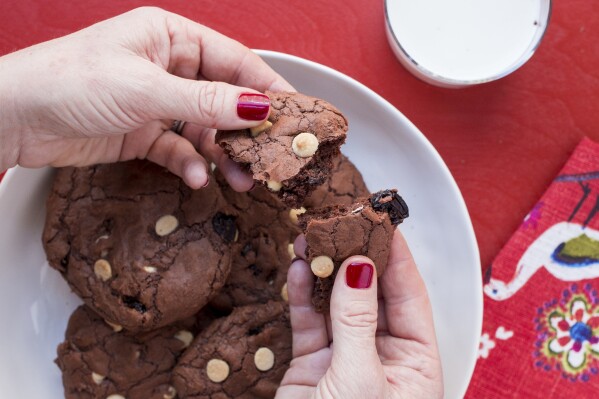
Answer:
[172, 302, 292, 399]
[304, 153, 370, 209]
[209, 171, 299, 312]
[56, 305, 220, 399]
[299, 189, 409, 312]
[43, 160, 236, 332]
[216, 91, 348, 207]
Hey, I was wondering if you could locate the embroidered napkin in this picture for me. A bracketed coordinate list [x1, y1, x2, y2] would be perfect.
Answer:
[466, 137, 599, 397]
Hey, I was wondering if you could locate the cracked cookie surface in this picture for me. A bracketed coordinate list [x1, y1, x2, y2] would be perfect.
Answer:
[42, 160, 235, 332]
[299, 189, 409, 312]
[172, 301, 292, 399]
[209, 154, 368, 312]
[216, 91, 347, 207]
[56, 305, 220, 399]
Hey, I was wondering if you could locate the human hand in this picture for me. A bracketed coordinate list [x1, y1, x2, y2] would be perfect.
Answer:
[0, 7, 293, 190]
[276, 231, 443, 399]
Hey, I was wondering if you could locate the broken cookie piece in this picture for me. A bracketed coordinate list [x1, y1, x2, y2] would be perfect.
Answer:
[216, 91, 348, 207]
[298, 189, 409, 312]
[172, 301, 292, 399]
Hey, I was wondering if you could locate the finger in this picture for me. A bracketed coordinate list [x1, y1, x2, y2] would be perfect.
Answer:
[287, 259, 329, 358]
[182, 123, 253, 191]
[151, 74, 271, 129]
[163, 11, 295, 91]
[293, 235, 308, 260]
[144, 129, 210, 189]
[381, 230, 437, 345]
[329, 255, 381, 370]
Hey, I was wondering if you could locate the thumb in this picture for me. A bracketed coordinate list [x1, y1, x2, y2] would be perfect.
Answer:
[152, 73, 271, 129]
[328, 256, 382, 381]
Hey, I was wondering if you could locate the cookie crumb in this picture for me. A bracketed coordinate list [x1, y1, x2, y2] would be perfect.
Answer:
[155, 215, 179, 237]
[206, 359, 230, 383]
[254, 347, 275, 371]
[94, 259, 112, 281]
[143, 266, 157, 273]
[310, 256, 334, 278]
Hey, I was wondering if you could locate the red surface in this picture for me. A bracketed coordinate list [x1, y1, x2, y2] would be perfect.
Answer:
[1, 0, 599, 269]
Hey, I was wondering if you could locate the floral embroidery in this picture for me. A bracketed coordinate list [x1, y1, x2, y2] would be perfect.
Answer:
[478, 332, 496, 359]
[533, 284, 599, 382]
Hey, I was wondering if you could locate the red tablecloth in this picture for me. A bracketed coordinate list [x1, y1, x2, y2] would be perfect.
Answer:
[2, 0, 599, 397]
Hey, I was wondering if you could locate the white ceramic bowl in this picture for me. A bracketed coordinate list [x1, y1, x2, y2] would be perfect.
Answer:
[0, 50, 482, 398]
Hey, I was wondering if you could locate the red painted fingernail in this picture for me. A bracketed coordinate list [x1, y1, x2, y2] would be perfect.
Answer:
[202, 176, 210, 188]
[237, 93, 270, 121]
[346, 262, 374, 289]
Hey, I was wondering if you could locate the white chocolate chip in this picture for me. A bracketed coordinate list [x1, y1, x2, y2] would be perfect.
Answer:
[254, 347, 275, 371]
[289, 207, 306, 225]
[174, 330, 194, 348]
[163, 386, 177, 399]
[94, 234, 110, 244]
[292, 132, 319, 158]
[143, 266, 158, 273]
[107, 395, 125, 399]
[266, 180, 282, 192]
[91, 372, 105, 385]
[155, 215, 179, 237]
[310, 256, 334, 278]
[210, 162, 217, 171]
[281, 283, 289, 302]
[206, 359, 230, 383]
[105, 320, 123, 333]
[287, 243, 295, 259]
[94, 259, 112, 281]
[250, 120, 273, 137]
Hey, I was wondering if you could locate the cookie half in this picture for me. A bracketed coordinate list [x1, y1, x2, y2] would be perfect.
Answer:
[299, 189, 409, 312]
[216, 91, 347, 207]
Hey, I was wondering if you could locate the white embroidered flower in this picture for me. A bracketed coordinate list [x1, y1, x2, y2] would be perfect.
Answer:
[478, 332, 496, 359]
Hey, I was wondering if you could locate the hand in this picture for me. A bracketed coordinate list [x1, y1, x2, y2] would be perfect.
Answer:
[277, 231, 443, 399]
[0, 7, 293, 190]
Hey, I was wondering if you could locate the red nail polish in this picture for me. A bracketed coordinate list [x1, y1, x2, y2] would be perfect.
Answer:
[346, 263, 374, 289]
[202, 176, 210, 188]
[237, 93, 270, 121]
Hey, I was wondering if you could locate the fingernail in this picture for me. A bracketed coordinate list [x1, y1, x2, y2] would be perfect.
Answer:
[237, 93, 270, 121]
[346, 262, 374, 289]
[202, 176, 210, 188]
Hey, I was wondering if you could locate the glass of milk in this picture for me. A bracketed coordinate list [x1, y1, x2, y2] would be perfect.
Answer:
[385, 0, 552, 88]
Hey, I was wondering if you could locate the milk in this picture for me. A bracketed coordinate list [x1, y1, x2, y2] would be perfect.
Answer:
[387, 0, 544, 82]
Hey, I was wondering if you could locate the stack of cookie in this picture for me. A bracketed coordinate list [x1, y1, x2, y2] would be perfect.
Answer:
[42, 91, 407, 398]
[41, 92, 370, 399]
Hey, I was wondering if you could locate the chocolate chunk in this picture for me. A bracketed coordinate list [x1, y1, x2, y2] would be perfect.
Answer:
[370, 189, 409, 225]
[212, 212, 237, 242]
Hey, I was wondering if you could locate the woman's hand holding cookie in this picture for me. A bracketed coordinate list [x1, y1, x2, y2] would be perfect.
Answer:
[277, 231, 444, 399]
[0, 7, 293, 191]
